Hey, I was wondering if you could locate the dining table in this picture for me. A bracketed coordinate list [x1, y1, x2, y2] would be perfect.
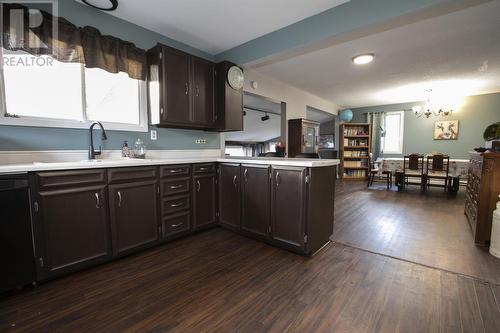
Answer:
[375, 157, 469, 191]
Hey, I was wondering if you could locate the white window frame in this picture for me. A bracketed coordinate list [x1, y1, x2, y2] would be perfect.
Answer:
[381, 111, 404, 155]
[0, 52, 148, 132]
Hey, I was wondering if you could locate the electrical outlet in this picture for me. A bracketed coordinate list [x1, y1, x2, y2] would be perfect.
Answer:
[195, 139, 207, 144]
[150, 130, 157, 141]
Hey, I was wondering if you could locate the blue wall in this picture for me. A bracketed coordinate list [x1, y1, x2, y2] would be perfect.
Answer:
[1, 1, 220, 151]
[351, 92, 500, 159]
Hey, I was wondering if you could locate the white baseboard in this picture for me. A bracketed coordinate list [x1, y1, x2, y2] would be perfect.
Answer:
[0, 149, 223, 165]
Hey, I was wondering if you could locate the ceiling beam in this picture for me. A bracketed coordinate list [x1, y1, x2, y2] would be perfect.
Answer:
[215, 0, 492, 68]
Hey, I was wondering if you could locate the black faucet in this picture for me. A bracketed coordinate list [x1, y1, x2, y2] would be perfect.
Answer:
[88, 121, 108, 160]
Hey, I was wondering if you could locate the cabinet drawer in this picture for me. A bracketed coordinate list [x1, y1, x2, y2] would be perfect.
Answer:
[162, 212, 190, 237]
[35, 169, 106, 190]
[161, 177, 190, 196]
[194, 163, 216, 174]
[160, 165, 191, 178]
[108, 167, 157, 184]
[162, 194, 190, 215]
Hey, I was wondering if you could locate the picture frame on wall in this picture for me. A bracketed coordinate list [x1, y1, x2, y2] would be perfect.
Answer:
[434, 120, 459, 140]
[319, 134, 335, 149]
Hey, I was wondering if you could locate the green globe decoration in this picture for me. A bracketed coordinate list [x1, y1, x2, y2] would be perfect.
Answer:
[483, 122, 500, 141]
[339, 109, 353, 122]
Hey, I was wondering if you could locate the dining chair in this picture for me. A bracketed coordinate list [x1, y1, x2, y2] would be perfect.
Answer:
[367, 153, 392, 189]
[426, 153, 450, 190]
[403, 154, 426, 191]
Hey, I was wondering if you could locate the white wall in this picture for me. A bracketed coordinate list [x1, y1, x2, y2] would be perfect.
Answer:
[243, 69, 338, 119]
[239, 69, 339, 153]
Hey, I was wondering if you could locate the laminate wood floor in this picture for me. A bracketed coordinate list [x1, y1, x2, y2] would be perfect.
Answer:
[334, 180, 500, 284]
[1, 228, 500, 332]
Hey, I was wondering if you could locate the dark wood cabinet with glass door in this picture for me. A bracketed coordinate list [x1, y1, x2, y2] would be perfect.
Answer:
[288, 118, 320, 157]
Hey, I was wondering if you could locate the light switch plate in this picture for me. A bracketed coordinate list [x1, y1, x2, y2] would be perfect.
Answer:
[195, 139, 207, 144]
[150, 130, 157, 141]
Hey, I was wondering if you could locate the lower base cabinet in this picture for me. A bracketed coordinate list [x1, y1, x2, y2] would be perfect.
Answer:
[270, 166, 306, 252]
[108, 180, 159, 256]
[241, 165, 270, 239]
[193, 172, 217, 230]
[30, 170, 112, 280]
[219, 163, 241, 229]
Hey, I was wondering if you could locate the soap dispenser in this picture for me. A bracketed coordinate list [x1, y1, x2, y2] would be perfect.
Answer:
[122, 141, 130, 158]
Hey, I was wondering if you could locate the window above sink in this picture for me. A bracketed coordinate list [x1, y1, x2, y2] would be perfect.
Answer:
[0, 51, 148, 132]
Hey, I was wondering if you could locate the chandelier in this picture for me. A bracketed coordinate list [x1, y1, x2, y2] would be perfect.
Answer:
[412, 89, 453, 118]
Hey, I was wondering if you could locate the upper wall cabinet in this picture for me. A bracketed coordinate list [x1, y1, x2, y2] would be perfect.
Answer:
[148, 44, 215, 129]
[215, 61, 244, 132]
[147, 44, 242, 131]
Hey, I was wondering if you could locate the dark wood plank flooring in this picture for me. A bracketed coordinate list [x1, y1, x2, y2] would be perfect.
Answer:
[334, 181, 500, 284]
[1, 228, 500, 332]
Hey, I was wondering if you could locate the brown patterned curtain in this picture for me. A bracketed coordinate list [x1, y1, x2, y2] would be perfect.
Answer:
[1, 3, 147, 80]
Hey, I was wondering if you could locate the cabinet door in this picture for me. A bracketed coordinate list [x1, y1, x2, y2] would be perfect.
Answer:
[162, 46, 190, 124]
[36, 185, 111, 279]
[219, 164, 241, 229]
[241, 165, 270, 239]
[271, 167, 306, 251]
[109, 180, 159, 256]
[193, 174, 217, 230]
[192, 57, 215, 127]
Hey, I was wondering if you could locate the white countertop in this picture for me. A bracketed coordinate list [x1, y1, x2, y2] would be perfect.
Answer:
[0, 157, 339, 174]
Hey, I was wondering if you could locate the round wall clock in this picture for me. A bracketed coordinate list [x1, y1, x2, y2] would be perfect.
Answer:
[227, 66, 244, 90]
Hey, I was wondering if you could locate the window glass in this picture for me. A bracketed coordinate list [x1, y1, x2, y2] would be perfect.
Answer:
[382, 112, 404, 154]
[3, 52, 83, 121]
[84, 68, 140, 125]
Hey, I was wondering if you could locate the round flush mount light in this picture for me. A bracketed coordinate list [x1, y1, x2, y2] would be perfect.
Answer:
[352, 53, 374, 65]
[82, 0, 118, 11]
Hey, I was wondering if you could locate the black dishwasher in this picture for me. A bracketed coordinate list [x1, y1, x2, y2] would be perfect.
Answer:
[0, 174, 36, 293]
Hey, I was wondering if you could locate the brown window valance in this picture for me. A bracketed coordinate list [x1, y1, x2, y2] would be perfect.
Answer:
[1, 3, 147, 81]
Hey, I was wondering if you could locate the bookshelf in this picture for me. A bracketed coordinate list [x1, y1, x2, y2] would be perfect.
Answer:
[340, 123, 371, 180]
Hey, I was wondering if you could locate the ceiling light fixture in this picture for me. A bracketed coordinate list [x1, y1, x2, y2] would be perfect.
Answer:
[352, 53, 374, 65]
[411, 89, 453, 118]
[261, 113, 270, 121]
[82, 0, 118, 11]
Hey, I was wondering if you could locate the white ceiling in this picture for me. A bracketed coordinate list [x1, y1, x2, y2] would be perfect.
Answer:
[256, 1, 500, 108]
[80, 0, 349, 55]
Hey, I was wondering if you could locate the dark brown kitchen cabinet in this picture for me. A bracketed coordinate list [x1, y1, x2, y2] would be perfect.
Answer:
[148, 44, 216, 129]
[215, 61, 244, 131]
[30, 170, 111, 280]
[271, 166, 307, 252]
[108, 180, 159, 256]
[193, 173, 217, 230]
[288, 118, 321, 157]
[219, 163, 241, 230]
[192, 57, 215, 127]
[241, 164, 270, 239]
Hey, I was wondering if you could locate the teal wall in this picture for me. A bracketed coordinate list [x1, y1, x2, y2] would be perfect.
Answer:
[351, 92, 500, 159]
[1, 1, 220, 151]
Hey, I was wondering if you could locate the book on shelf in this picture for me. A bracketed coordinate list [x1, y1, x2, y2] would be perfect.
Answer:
[343, 160, 368, 168]
[344, 150, 368, 157]
[343, 138, 368, 147]
[343, 126, 369, 136]
[343, 169, 366, 178]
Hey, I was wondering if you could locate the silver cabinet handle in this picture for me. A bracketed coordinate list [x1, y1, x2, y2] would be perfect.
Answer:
[233, 175, 238, 187]
[196, 86, 200, 97]
[244, 169, 248, 183]
[171, 222, 184, 228]
[276, 172, 280, 186]
[95, 192, 101, 209]
[199, 167, 207, 171]
[196, 180, 201, 192]
[170, 184, 183, 189]
[170, 202, 183, 208]
[185, 82, 189, 95]
[117, 191, 122, 207]
[170, 169, 184, 173]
